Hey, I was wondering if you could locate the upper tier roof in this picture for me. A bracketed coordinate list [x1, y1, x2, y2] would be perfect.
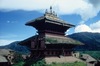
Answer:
[25, 7, 75, 28]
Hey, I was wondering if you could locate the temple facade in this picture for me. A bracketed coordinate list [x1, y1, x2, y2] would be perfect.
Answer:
[19, 7, 83, 59]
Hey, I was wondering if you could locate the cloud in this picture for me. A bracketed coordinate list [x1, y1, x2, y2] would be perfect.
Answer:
[6, 20, 17, 23]
[75, 20, 100, 33]
[0, 0, 53, 11]
[7, 21, 10, 23]
[87, 0, 100, 7]
[75, 24, 92, 33]
[90, 20, 100, 32]
[0, 39, 16, 46]
[65, 29, 70, 35]
[0, 0, 100, 21]
[0, 34, 18, 39]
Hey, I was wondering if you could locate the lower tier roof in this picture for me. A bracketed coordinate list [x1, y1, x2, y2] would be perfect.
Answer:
[19, 35, 83, 45]
[45, 35, 83, 45]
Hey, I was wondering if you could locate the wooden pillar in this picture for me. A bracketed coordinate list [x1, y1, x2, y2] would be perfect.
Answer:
[41, 40, 45, 49]
[53, 51, 56, 56]
[62, 47, 65, 56]
[44, 51, 47, 56]
[50, 50, 52, 56]
[31, 41, 35, 49]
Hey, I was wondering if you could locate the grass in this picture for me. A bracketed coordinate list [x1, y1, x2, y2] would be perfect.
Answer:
[80, 51, 100, 60]
[46, 61, 86, 66]
[12, 59, 86, 66]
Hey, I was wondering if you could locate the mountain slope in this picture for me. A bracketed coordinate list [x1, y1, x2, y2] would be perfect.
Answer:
[0, 41, 30, 54]
[68, 32, 100, 50]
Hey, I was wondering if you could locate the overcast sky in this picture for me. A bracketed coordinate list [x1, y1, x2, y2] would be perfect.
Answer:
[0, 0, 100, 46]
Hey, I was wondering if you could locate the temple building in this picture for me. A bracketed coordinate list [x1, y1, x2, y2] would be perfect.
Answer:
[19, 7, 83, 61]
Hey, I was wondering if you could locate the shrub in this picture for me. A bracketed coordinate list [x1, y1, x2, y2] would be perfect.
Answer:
[12, 61, 25, 66]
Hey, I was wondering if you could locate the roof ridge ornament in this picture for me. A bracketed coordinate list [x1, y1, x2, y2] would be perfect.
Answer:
[50, 6, 52, 14]
[45, 9, 48, 14]
[44, 6, 57, 17]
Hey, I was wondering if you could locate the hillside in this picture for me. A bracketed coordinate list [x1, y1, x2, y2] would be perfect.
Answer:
[68, 32, 100, 51]
[0, 41, 30, 54]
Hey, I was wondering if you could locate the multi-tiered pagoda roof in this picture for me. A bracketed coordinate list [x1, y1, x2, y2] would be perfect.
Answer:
[20, 7, 83, 46]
